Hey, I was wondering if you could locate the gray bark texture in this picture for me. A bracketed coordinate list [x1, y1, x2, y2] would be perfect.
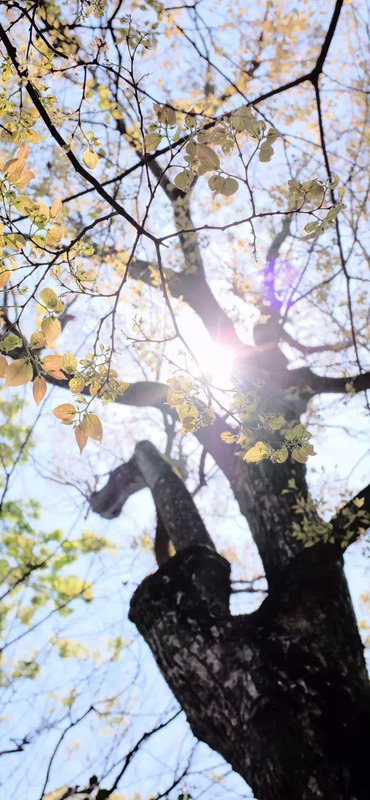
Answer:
[130, 542, 370, 800]
[93, 435, 370, 800]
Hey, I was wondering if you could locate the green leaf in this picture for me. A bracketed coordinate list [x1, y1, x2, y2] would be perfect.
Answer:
[174, 170, 193, 191]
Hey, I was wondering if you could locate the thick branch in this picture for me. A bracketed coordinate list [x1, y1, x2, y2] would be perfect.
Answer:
[300, 369, 370, 396]
[90, 456, 146, 519]
[134, 440, 215, 551]
[91, 439, 215, 553]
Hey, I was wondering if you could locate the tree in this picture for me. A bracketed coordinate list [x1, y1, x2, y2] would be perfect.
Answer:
[0, 0, 369, 798]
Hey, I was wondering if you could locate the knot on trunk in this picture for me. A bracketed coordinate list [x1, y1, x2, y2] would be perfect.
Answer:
[129, 545, 231, 627]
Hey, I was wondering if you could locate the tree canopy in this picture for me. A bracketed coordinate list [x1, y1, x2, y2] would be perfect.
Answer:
[0, 1, 369, 799]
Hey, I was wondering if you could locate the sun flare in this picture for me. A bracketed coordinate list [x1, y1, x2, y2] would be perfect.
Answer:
[176, 313, 236, 388]
[194, 339, 235, 388]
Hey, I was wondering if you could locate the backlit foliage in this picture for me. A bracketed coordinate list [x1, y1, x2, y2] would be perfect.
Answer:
[0, 0, 369, 798]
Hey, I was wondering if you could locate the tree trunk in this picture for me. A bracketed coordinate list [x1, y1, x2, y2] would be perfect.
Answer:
[91, 392, 370, 799]
[118, 435, 370, 800]
[130, 542, 370, 800]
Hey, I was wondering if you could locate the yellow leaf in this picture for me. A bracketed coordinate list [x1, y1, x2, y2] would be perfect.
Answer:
[62, 351, 78, 373]
[33, 375, 47, 406]
[30, 331, 47, 349]
[16, 143, 29, 160]
[268, 416, 286, 431]
[272, 446, 289, 463]
[154, 102, 177, 126]
[244, 441, 270, 463]
[74, 424, 88, 454]
[69, 376, 85, 393]
[5, 358, 33, 387]
[15, 168, 35, 190]
[353, 497, 365, 508]
[36, 200, 50, 221]
[0, 354, 8, 377]
[48, 369, 65, 380]
[144, 133, 162, 152]
[25, 129, 40, 144]
[220, 177, 239, 196]
[0, 267, 11, 288]
[208, 175, 238, 196]
[291, 447, 308, 464]
[50, 198, 62, 218]
[220, 431, 237, 443]
[259, 142, 274, 162]
[12, 194, 36, 215]
[41, 317, 61, 343]
[53, 403, 76, 424]
[81, 413, 103, 443]
[39, 287, 57, 306]
[4, 232, 27, 249]
[4, 157, 25, 183]
[82, 150, 99, 169]
[45, 227, 62, 247]
[54, 299, 65, 315]
[89, 380, 100, 396]
[174, 170, 193, 191]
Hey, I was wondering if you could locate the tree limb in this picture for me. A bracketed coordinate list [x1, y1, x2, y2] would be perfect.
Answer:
[91, 439, 215, 553]
[281, 330, 352, 356]
[299, 369, 370, 396]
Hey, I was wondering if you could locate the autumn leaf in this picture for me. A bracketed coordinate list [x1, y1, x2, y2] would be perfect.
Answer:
[16, 143, 29, 160]
[39, 288, 57, 306]
[69, 376, 85, 393]
[45, 227, 62, 247]
[41, 355, 64, 376]
[196, 143, 220, 172]
[41, 317, 61, 344]
[53, 403, 76, 424]
[80, 413, 103, 443]
[5, 358, 33, 387]
[0, 267, 11, 289]
[144, 133, 162, 152]
[30, 331, 47, 349]
[33, 376, 47, 406]
[82, 150, 99, 169]
[4, 157, 26, 183]
[220, 431, 237, 443]
[272, 446, 289, 463]
[74, 424, 88, 454]
[61, 352, 78, 374]
[50, 198, 62, 217]
[0, 355, 8, 377]
[243, 441, 270, 463]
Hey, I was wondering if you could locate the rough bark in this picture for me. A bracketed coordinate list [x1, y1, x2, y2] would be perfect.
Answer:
[91, 439, 370, 800]
[130, 543, 370, 800]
